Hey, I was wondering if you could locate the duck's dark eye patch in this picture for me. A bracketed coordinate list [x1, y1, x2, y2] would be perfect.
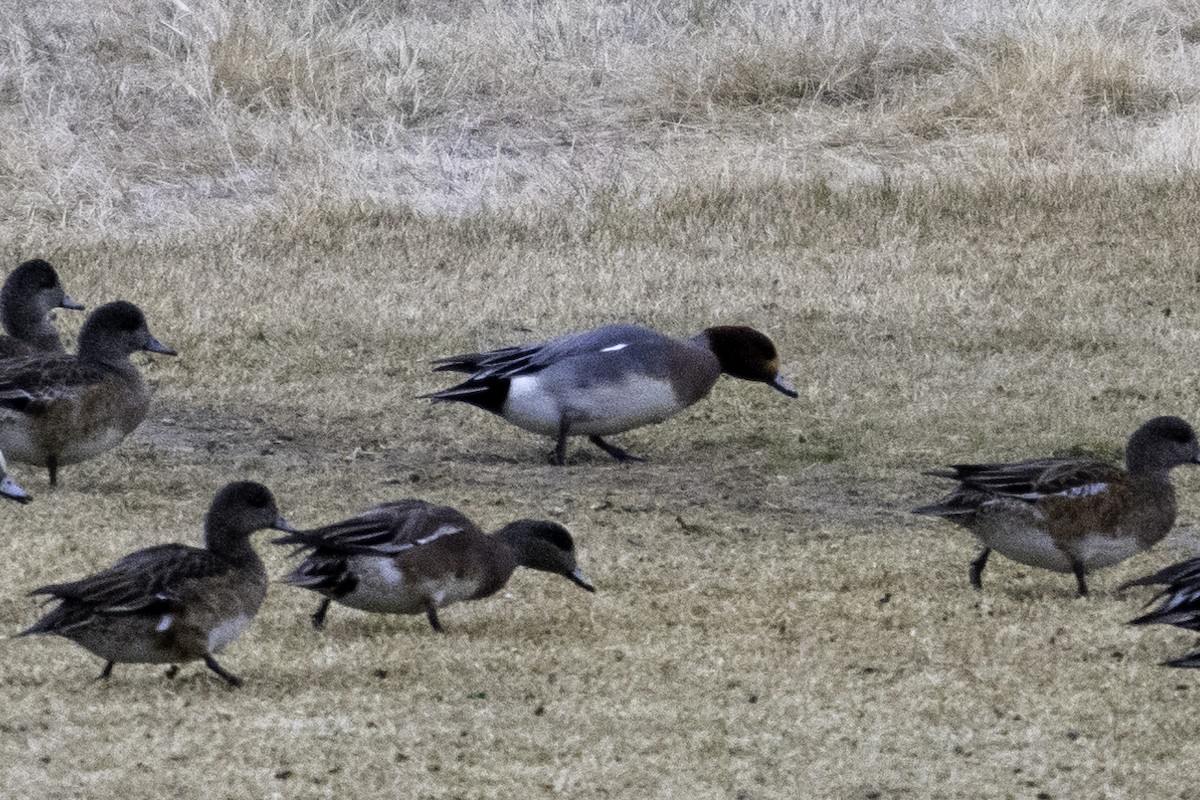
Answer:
[527, 521, 573, 551]
[1168, 425, 1196, 444]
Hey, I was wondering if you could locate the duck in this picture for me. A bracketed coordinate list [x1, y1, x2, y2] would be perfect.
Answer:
[20, 482, 293, 685]
[913, 416, 1200, 596]
[1, 450, 30, 503]
[0, 300, 176, 485]
[1122, 557, 1200, 667]
[423, 324, 797, 464]
[274, 499, 595, 632]
[0, 259, 85, 359]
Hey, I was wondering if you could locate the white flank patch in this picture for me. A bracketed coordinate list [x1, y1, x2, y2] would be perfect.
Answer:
[505, 373, 679, 436]
[429, 576, 479, 609]
[599, 343, 628, 353]
[206, 614, 253, 653]
[505, 375, 563, 433]
[338, 556, 415, 613]
[1076, 533, 1144, 570]
[973, 513, 1070, 571]
[156, 614, 174, 633]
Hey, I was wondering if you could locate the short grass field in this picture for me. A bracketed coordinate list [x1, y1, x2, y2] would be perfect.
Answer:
[7, 0, 1200, 797]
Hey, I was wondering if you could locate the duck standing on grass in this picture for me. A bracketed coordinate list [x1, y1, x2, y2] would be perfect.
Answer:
[0, 300, 175, 485]
[423, 323, 797, 465]
[0, 259, 85, 359]
[913, 416, 1200, 596]
[274, 499, 595, 632]
[20, 482, 293, 686]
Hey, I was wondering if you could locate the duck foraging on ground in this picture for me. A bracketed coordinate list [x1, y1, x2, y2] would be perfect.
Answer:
[275, 499, 594, 632]
[20, 482, 293, 686]
[913, 416, 1200, 596]
[423, 323, 797, 465]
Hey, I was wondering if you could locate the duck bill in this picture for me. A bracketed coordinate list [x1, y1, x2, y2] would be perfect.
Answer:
[60, 295, 85, 311]
[568, 567, 596, 593]
[1, 475, 31, 504]
[771, 374, 799, 398]
[272, 516, 297, 535]
[146, 337, 178, 356]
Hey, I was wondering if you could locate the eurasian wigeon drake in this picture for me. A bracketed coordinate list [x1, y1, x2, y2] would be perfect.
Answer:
[0, 300, 176, 485]
[423, 324, 797, 464]
[0, 259, 85, 359]
[1123, 558, 1200, 667]
[0, 451, 30, 503]
[274, 499, 595, 632]
[20, 482, 293, 685]
[913, 416, 1200, 596]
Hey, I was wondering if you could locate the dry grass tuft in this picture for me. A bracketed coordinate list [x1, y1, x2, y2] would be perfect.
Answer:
[903, 31, 1179, 146]
[647, 30, 956, 123]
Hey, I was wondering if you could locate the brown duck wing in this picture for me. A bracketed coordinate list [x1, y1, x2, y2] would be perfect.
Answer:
[275, 500, 478, 556]
[0, 355, 108, 415]
[27, 544, 229, 613]
[932, 458, 1122, 502]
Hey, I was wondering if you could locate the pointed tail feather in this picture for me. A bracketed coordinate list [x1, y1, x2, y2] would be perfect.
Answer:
[1163, 650, 1200, 669]
[1119, 557, 1200, 591]
[418, 378, 508, 415]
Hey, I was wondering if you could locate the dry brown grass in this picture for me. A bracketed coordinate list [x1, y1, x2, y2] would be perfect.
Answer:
[6, 0, 1200, 797]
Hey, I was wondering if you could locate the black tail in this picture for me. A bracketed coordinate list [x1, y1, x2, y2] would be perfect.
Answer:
[418, 378, 509, 415]
[18, 602, 75, 637]
[1120, 557, 1200, 591]
[281, 555, 358, 599]
[430, 354, 487, 374]
[1163, 650, 1200, 669]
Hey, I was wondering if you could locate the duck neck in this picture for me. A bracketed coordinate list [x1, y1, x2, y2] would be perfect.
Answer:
[1125, 443, 1175, 483]
[204, 525, 264, 573]
[1128, 464, 1173, 485]
[688, 329, 718, 355]
[1, 294, 58, 349]
[490, 526, 534, 575]
[77, 335, 133, 370]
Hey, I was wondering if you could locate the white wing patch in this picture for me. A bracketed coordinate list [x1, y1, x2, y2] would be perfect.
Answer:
[1007, 482, 1109, 502]
[412, 524, 461, 547]
[206, 614, 253, 653]
[600, 343, 628, 353]
[1060, 482, 1108, 499]
[156, 614, 174, 633]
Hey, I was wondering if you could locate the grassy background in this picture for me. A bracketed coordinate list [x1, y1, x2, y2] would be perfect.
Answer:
[5, 0, 1200, 797]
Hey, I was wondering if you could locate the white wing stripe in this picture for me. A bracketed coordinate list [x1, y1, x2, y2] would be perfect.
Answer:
[1060, 482, 1108, 499]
